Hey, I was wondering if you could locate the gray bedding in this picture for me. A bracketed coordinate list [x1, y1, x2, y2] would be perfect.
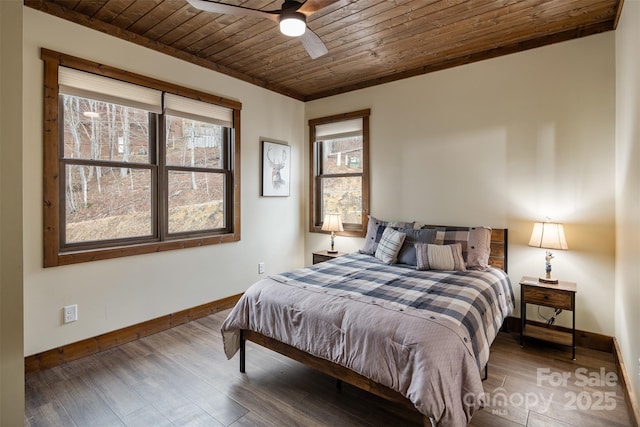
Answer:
[221, 253, 514, 426]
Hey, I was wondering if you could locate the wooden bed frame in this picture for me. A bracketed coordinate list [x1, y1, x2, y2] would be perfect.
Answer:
[238, 228, 508, 425]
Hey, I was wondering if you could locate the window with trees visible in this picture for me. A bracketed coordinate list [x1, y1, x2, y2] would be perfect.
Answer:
[42, 49, 241, 267]
[309, 109, 370, 236]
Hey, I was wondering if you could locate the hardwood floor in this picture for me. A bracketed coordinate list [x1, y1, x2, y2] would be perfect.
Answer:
[25, 310, 633, 426]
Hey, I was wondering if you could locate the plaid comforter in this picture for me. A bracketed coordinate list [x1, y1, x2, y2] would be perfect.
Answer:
[221, 252, 514, 426]
[273, 252, 514, 370]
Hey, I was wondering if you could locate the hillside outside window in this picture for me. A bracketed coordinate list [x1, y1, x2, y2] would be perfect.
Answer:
[309, 109, 370, 237]
[42, 49, 241, 267]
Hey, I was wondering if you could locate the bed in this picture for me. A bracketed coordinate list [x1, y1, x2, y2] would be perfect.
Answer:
[221, 225, 514, 427]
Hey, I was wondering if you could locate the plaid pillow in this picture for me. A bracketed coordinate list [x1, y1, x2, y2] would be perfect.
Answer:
[430, 226, 492, 270]
[374, 228, 406, 264]
[360, 216, 414, 255]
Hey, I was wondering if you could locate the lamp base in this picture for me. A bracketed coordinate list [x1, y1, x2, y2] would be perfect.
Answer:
[327, 249, 338, 253]
[539, 276, 559, 284]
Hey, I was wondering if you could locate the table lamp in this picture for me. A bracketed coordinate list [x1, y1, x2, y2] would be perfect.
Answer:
[321, 213, 344, 253]
[528, 220, 568, 284]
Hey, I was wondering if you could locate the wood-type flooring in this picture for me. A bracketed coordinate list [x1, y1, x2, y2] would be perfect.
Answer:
[25, 309, 633, 426]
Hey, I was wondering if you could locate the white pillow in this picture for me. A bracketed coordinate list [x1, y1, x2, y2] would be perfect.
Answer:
[374, 228, 406, 264]
[415, 243, 467, 271]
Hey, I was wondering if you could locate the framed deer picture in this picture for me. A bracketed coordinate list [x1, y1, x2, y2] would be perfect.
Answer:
[261, 139, 291, 197]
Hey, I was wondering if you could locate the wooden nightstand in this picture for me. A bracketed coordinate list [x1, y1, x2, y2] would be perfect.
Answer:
[520, 276, 577, 359]
[312, 250, 346, 265]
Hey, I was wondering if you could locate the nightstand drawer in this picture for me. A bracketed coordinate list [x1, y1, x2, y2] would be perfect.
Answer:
[313, 253, 333, 264]
[312, 250, 346, 265]
[523, 286, 573, 310]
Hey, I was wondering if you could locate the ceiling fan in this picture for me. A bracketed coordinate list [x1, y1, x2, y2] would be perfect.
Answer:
[187, 0, 338, 59]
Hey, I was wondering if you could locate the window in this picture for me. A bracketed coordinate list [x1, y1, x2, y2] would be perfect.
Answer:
[42, 49, 241, 267]
[309, 109, 370, 236]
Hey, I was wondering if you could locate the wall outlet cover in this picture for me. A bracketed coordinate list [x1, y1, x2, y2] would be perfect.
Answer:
[63, 304, 77, 324]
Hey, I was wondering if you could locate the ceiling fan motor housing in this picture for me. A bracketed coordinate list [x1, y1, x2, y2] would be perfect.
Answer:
[282, 0, 304, 11]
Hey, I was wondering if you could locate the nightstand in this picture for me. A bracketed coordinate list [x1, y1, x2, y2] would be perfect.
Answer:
[312, 250, 346, 265]
[520, 276, 577, 359]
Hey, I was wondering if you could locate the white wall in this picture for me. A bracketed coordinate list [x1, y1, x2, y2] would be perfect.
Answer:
[13, 3, 640, 422]
[9, 2, 638, 420]
[1, 1, 24, 425]
[21, 1, 624, 366]
[23, 8, 305, 356]
[615, 0, 640, 408]
[306, 33, 617, 336]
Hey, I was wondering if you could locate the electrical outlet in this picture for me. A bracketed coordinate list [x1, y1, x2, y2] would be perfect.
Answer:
[258, 262, 265, 274]
[63, 304, 77, 324]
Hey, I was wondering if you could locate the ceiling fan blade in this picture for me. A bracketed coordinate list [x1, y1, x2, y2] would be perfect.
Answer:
[300, 28, 328, 59]
[297, 0, 340, 16]
[187, 0, 279, 22]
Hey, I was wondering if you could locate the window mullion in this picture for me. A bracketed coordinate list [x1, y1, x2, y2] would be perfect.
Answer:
[314, 140, 323, 228]
[317, 172, 362, 179]
[59, 158, 154, 169]
[225, 128, 232, 231]
[315, 176, 323, 227]
[166, 165, 225, 174]
[317, 140, 324, 175]
[155, 114, 169, 242]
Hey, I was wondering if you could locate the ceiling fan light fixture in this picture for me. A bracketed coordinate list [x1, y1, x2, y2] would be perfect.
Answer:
[279, 12, 306, 37]
[188, 0, 330, 58]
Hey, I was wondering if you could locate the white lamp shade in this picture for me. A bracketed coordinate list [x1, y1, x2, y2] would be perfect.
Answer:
[528, 222, 568, 250]
[321, 213, 344, 232]
[279, 16, 306, 37]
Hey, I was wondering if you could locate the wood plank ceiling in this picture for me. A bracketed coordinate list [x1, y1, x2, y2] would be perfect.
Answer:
[25, 0, 623, 101]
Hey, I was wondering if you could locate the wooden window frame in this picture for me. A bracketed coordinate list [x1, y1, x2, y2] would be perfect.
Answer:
[42, 49, 241, 267]
[309, 109, 370, 237]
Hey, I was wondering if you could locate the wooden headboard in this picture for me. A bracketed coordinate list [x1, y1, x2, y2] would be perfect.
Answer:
[489, 228, 508, 272]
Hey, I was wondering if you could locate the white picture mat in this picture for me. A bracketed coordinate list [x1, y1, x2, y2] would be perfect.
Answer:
[261, 140, 291, 197]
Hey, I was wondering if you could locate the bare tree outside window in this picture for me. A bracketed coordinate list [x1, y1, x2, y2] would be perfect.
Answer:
[165, 116, 227, 234]
[42, 49, 241, 266]
[62, 95, 153, 243]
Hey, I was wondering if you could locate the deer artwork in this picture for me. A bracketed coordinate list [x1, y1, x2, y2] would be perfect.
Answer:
[266, 145, 287, 190]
